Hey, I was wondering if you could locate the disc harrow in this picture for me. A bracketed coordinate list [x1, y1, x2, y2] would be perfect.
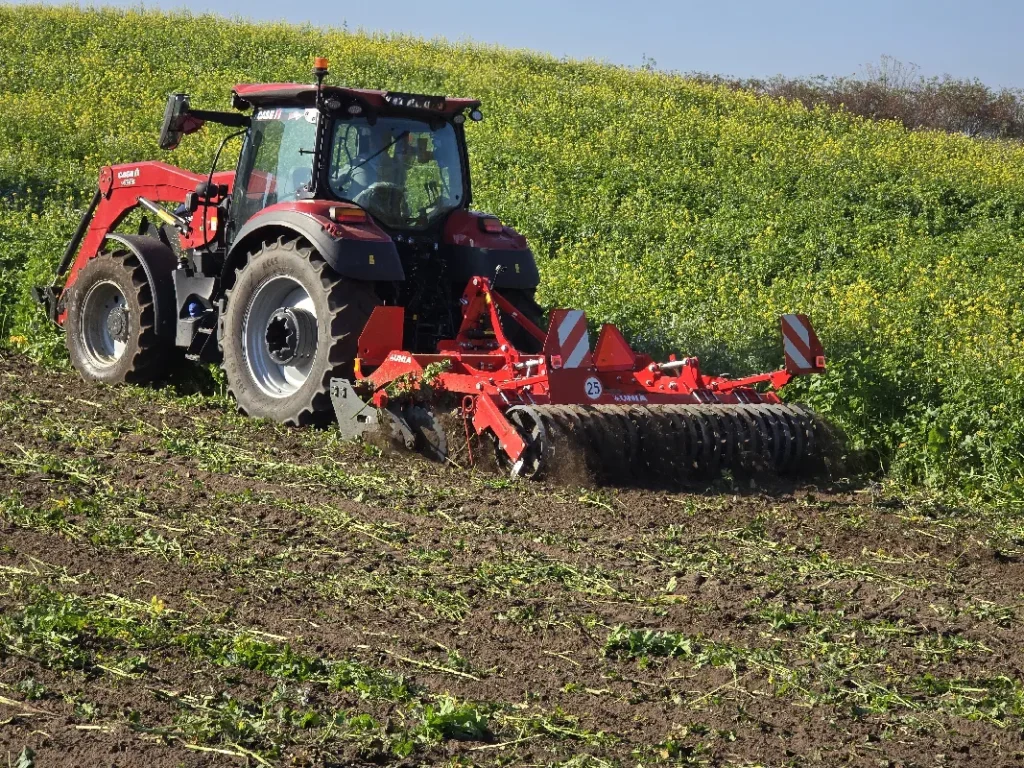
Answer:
[333, 276, 834, 484]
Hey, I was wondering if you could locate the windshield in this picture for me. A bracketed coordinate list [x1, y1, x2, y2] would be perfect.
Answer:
[328, 117, 464, 230]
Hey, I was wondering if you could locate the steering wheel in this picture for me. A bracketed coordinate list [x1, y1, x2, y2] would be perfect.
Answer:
[353, 182, 410, 221]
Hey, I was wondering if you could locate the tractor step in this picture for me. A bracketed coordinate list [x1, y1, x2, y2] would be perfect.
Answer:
[184, 317, 217, 362]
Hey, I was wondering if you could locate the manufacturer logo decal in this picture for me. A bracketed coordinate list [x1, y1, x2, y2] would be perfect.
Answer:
[613, 393, 648, 403]
[117, 168, 140, 186]
[388, 353, 412, 364]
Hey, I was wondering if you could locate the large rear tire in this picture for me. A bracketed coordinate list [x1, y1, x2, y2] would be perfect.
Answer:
[65, 251, 165, 383]
[220, 237, 379, 426]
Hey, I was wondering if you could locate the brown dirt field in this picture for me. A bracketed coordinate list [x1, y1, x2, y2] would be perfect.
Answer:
[1, 350, 1022, 767]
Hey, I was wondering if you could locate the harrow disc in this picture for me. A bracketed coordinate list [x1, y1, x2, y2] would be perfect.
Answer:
[502, 403, 831, 483]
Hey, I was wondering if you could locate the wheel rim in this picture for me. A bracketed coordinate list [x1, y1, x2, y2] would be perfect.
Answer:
[498, 406, 549, 479]
[79, 280, 129, 368]
[242, 275, 319, 398]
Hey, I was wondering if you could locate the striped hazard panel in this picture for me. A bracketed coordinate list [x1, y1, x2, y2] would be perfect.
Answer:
[781, 314, 826, 374]
[544, 309, 594, 369]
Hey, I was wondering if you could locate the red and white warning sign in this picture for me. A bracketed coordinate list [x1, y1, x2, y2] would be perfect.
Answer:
[544, 309, 593, 369]
[781, 314, 825, 374]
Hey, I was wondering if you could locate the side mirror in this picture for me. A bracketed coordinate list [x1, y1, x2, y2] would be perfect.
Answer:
[159, 93, 203, 150]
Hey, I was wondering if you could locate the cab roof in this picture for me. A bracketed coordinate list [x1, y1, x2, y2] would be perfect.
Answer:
[232, 83, 480, 117]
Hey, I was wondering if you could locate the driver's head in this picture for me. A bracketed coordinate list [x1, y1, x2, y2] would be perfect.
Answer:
[356, 127, 374, 157]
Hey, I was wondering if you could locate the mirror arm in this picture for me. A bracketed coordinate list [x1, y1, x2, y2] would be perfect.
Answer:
[187, 109, 250, 129]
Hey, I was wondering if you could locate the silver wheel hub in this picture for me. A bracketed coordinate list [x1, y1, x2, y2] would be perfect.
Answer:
[79, 280, 129, 368]
[265, 307, 317, 366]
[106, 306, 129, 343]
[242, 275, 319, 398]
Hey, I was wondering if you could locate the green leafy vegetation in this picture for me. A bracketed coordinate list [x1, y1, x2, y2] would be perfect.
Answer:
[1, 356, 1023, 763]
[1, 6, 1023, 500]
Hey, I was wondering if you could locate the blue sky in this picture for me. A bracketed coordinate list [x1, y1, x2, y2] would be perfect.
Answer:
[17, 0, 1024, 87]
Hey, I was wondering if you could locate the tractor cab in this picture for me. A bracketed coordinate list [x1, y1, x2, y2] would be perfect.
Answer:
[226, 82, 482, 241]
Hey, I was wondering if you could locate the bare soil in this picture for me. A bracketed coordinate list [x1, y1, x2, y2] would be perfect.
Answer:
[1, 350, 1022, 767]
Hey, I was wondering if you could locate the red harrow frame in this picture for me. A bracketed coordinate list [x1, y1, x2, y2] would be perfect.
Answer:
[332, 276, 829, 480]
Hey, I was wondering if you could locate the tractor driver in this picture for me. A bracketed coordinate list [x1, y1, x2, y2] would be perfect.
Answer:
[333, 125, 399, 199]
[332, 123, 411, 224]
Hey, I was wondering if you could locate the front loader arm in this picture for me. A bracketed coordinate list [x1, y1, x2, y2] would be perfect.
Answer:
[46, 161, 234, 321]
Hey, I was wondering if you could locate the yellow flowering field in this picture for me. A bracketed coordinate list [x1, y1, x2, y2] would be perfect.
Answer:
[1, 5, 1022, 500]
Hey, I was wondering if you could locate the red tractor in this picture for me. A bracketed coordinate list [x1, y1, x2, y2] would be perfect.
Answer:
[38, 58, 831, 481]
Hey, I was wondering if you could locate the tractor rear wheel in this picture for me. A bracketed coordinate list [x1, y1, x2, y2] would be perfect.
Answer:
[220, 237, 379, 426]
[65, 250, 165, 383]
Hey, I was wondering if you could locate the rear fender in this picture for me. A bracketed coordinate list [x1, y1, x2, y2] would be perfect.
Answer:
[224, 210, 405, 287]
[104, 233, 177, 341]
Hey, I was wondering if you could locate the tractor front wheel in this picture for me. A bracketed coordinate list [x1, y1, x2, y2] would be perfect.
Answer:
[220, 237, 379, 426]
[65, 251, 165, 383]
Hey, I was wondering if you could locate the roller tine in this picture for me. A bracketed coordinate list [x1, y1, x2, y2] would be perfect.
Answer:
[761, 406, 787, 472]
[644, 408, 673, 480]
[546, 405, 577, 438]
[700, 406, 724, 471]
[770, 405, 790, 473]
[505, 405, 552, 479]
[681, 406, 702, 474]
[661, 405, 689, 475]
[752, 404, 783, 472]
[798, 403, 835, 461]
[689, 406, 716, 477]
[662, 405, 692, 476]
[603, 405, 640, 475]
[634, 406, 666, 477]
[548, 405, 598, 474]
[780, 405, 809, 468]
[746, 406, 771, 472]
[574, 405, 611, 475]
[671, 406, 699, 475]
[624, 406, 650, 474]
[700, 408, 722, 477]
[770, 405, 802, 473]
[680, 405, 717, 477]
[616, 406, 641, 471]
[712, 406, 738, 471]
[787, 404, 816, 463]
[593, 405, 622, 479]
[716, 406, 738, 471]
[536, 408, 565, 466]
[659, 406, 692, 481]
[728, 405, 758, 470]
